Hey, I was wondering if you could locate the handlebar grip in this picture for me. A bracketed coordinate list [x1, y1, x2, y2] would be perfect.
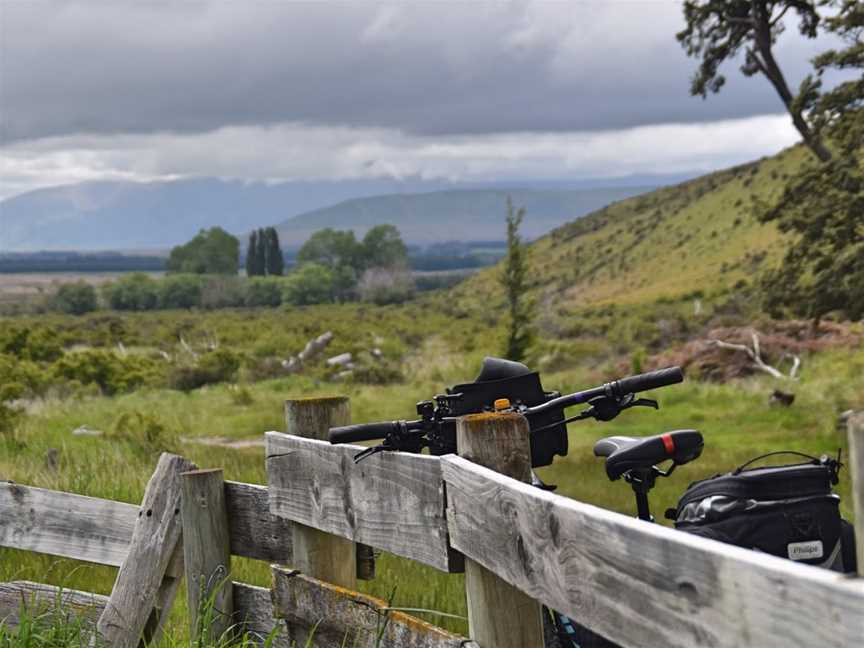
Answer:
[612, 366, 683, 396]
[328, 421, 399, 444]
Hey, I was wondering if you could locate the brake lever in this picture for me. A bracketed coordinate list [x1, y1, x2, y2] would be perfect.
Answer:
[583, 394, 659, 422]
[630, 398, 659, 410]
[353, 444, 389, 463]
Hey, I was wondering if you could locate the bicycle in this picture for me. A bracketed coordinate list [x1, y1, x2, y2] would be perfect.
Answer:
[329, 357, 690, 647]
[328, 356, 855, 647]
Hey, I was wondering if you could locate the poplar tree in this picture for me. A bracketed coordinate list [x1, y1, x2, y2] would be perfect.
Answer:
[265, 227, 285, 276]
[253, 228, 267, 276]
[246, 230, 259, 277]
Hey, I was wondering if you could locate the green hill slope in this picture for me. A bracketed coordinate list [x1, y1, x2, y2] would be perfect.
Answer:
[450, 145, 814, 311]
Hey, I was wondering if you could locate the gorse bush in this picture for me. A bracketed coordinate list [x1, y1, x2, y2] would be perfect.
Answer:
[168, 349, 241, 392]
[1, 327, 63, 363]
[52, 350, 163, 395]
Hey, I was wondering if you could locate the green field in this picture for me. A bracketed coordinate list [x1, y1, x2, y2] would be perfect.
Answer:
[1, 302, 861, 643]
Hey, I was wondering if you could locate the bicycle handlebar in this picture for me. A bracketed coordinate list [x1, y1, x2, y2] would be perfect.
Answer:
[328, 366, 684, 444]
[525, 366, 683, 415]
[611, 366, 684, 397]
[329, 421, 402, 444]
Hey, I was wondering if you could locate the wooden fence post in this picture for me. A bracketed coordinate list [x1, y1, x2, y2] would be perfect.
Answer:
[97, 452, 195, 648]
[848, 411, 864, 573]
[456, 412, 544, 648]
[284, 397, 358, 587]
[181, 468, 234, 642]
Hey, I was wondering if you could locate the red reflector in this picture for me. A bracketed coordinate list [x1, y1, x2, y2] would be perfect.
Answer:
[661, 433, 675, 454]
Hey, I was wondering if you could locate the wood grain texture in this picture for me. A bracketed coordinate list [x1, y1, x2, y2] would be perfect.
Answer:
[271, 566, 475, 648]
[181, 469, 234, 642]
[141, 546, 184, 646]
[441, 454, 864, 648]
[0, 482, 137, 566]
[284, 397, 358, 588]
[97, 452, 196, 648]
[848, 411, 864, 573]
[266, 432, 459, 572]
[283, 397, 376, 581]
[232, 582, 291, 648]
[457, 412, 544, 648]
[0, 581, 107, 628]
[225, 480, 293, 563]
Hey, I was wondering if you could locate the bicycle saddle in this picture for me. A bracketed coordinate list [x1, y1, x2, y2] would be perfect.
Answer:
[594, 430, 704, 480]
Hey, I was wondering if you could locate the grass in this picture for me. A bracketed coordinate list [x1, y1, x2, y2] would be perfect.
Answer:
[447, 144, 817, 314]
[2, 338, 861, 642]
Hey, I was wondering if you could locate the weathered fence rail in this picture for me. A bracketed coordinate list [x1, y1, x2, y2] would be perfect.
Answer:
[262, 407, 864, 648]
[1, 405, 862, 647]
[266, 432, 462, 573]
[0, 456, 297, 646]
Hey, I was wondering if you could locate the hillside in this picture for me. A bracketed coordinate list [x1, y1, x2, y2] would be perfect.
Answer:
[449, 145, 814, 312]
[271, 186, 654, 247]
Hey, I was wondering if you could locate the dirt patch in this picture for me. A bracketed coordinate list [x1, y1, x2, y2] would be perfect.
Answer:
[180, 436, 265, 450]
[648, 321, 863, 382]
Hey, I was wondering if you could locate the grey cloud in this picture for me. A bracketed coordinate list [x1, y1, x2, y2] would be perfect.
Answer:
[0, 1, 833, 143]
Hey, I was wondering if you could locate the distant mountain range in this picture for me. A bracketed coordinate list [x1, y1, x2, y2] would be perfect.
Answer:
[0, 175, 688, 252]
[270, 187, 655, 248]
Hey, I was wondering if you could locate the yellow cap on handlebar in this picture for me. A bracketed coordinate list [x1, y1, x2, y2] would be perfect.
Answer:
[493, 398, 511, 411]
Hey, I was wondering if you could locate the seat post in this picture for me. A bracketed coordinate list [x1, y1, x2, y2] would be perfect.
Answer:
[625, 467, 657, 522]
[634, 489, 652, 522]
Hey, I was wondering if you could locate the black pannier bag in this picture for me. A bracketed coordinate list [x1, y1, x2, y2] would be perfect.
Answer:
[669, 452, 857, 573]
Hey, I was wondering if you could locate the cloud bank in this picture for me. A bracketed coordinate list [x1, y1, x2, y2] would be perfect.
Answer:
[0, 1, 831, 198]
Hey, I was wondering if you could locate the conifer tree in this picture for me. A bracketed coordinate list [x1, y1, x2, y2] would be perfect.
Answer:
[246, 230, 259, 277]
[253, 228, 267, 276]
[501, 197, 533, 362]
[265, 227, 285, 276]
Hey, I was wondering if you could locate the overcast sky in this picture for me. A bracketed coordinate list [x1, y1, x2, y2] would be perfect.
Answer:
[0, 1, 838, 199]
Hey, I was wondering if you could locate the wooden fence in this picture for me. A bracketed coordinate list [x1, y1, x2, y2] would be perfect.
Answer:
[1, 402, 863, 647]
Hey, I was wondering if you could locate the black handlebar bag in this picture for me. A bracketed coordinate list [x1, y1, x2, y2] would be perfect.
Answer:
[670, 452, 856, 573]
[446, 357, 568, 467]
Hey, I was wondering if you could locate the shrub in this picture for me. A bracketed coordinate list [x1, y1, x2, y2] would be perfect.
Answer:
[200, 276, 246, 309]
[357, 267, 415, 305]
[103, 273, 160, 311]
[52, 349, 160, 395]
[168, 348, 241, 391]
[159, 274, 203, 309]
[0, 401, 21, 436]
[282, 263, 338, 305]
[51, 281, 99, 315]
[0, 354, 53, 398]
[0, 327, 63, 362]
[244, 277, 283, 307]
[110, 410, 177, 455]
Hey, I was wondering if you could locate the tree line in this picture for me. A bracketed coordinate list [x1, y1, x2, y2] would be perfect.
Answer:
[47, 222, 418, 314]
